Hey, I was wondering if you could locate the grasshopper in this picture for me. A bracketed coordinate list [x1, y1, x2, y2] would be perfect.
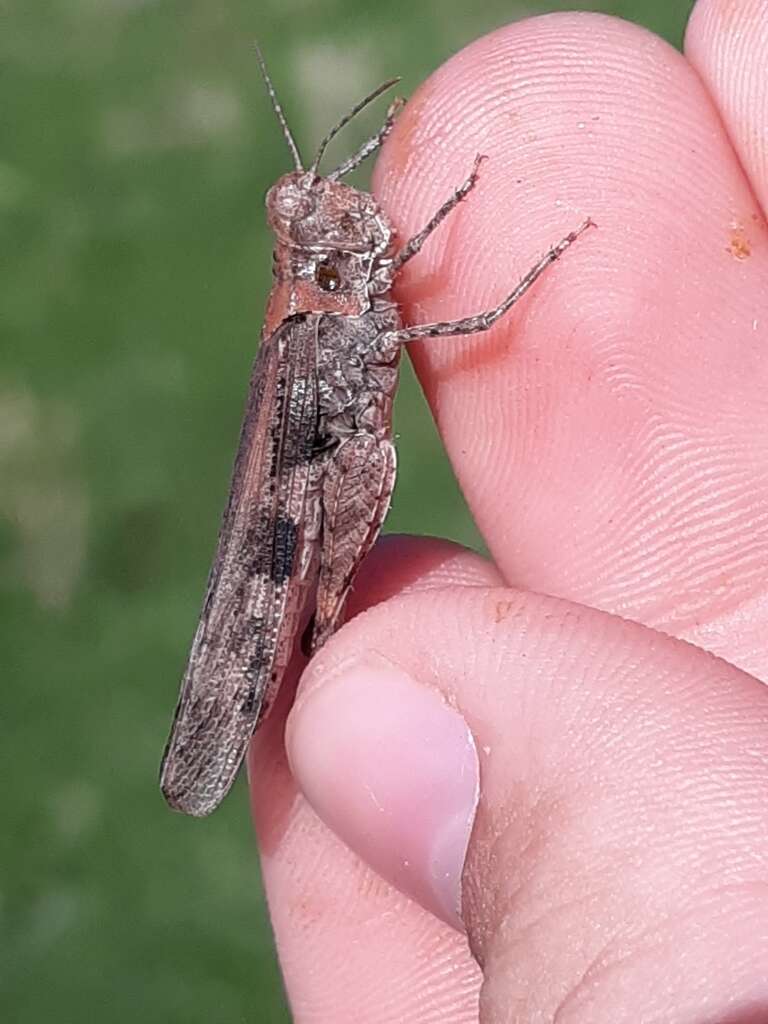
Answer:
[160, 48, 590, 816]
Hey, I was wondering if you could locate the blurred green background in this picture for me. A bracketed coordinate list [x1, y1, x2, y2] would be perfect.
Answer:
[3, 1, 693, 1020]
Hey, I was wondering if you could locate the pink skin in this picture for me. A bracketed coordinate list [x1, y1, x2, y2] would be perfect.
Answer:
[248, 6, 768, 1022]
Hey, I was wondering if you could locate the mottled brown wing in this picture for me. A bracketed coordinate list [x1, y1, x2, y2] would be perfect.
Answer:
[160, 315, 320, 817]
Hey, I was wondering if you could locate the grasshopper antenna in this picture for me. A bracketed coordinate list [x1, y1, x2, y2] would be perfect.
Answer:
[310, 77, 400, 177]
[254, 42, 304, 172]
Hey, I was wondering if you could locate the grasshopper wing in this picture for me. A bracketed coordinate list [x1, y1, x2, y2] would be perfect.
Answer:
[160, 316, 320, 816]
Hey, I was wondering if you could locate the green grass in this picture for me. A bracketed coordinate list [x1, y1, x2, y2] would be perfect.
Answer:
[2, 1, 692, 1020]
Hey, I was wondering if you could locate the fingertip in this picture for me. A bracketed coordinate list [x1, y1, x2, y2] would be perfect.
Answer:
[373, 10, 724, 324]
[286, 654, 479, 930]
[685, 0, 768, 211]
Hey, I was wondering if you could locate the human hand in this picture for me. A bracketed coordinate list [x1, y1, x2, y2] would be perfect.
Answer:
[249, 4, 768, 1021]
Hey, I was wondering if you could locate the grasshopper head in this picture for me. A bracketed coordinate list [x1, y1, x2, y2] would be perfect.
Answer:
[262, 172, 395, 335]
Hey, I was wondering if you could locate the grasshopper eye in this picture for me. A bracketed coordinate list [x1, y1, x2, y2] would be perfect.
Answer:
[316, 263, 341, 292]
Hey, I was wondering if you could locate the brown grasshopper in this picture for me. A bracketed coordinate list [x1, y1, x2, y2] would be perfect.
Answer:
[160, 47, 591, 816]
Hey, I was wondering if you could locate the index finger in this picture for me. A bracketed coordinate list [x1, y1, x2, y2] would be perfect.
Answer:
[373, 12, 768, 678]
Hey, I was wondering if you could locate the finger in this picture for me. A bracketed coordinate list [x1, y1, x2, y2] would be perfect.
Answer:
[373, 13, 768, 678]
[288, 584, 768, 1023]
[249, 537, 501, 1023]
[686, 0, 768, 214]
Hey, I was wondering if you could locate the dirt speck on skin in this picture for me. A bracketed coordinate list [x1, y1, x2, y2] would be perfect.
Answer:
[494, 599, 516, 624]
[726, 225, 751, 261]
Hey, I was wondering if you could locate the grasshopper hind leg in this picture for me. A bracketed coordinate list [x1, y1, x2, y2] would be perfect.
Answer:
[311, 433, 396, 652]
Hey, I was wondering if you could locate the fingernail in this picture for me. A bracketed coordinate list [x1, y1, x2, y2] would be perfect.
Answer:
[286, 657, 479, 929]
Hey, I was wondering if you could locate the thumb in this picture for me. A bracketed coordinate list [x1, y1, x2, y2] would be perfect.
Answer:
[286, 586, 768, 1021]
